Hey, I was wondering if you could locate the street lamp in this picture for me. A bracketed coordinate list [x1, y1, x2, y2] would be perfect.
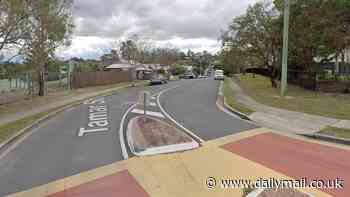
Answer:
[281, 0, 290, 96]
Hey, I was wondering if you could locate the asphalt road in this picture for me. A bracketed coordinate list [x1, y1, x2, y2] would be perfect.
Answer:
[159, 78, 257, 141]
[0, 83, 178, 197]
[0, 78, 257, 196]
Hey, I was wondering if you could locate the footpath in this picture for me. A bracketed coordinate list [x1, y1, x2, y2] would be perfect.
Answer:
[5, 128, 350, 197]
[226, 78, 350, 134]
[0, 82, 144, 126]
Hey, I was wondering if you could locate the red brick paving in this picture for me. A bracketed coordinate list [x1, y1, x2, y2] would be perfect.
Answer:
[48, 170, 149, 197]
[222, 133, 350, 197]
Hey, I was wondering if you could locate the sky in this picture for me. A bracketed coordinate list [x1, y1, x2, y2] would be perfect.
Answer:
[57, 0, 259, 60]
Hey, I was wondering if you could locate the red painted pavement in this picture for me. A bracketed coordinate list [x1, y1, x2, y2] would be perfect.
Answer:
[48, 170, 149, 197]
[222, 133, 350, 197]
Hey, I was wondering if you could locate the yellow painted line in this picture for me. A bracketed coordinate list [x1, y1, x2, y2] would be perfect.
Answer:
[4, 128, 337, 197]
[129, 128, 330, 197]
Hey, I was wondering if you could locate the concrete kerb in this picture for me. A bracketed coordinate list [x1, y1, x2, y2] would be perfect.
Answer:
[0, 82, 147, 154]
[299, 133, 350, 146]
[126, 116, 199, 156]
[217, 80, 252, 121]
[119, 103, 138, 160]
[157, 86, 205, 144]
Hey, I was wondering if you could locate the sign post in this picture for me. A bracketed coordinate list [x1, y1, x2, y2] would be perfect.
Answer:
[139, 91, 150, 117]
[281, 0, 290, 97]
[68, 61, 75, 90]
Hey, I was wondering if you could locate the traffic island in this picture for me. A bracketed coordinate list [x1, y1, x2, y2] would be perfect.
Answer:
[127, 116, 199, 156]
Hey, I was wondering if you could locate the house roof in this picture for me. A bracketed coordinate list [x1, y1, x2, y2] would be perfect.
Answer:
[106, 64, 133, 69]
[136, 67, 153, 72]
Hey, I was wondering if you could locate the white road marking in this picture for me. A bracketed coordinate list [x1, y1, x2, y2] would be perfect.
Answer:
[149, 102, 156, 107]
[79, 98, 109, 137]
[157, 86, 205, 143]
[119, 103, 137, 160]
[132, 142, 199, 156]
[131, 109, 165, 118]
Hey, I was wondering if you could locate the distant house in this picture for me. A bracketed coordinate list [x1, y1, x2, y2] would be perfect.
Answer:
[105, 63, 133, 71]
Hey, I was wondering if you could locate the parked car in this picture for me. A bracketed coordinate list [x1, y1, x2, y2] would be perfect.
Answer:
[149, 76, 168, 85]
[182, 72, 196, 79]
[214, 70, 224, 80]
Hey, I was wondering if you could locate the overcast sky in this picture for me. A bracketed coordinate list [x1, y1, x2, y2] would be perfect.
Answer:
[58, 0, 259, 60]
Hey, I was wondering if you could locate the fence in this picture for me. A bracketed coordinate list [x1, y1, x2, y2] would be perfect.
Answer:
[0, 71, 69, 105]
[72, 70, 132, 89]
[288, 70, 318, 91]
[246, 67, 350, 93]
[0, 73, 34, 105]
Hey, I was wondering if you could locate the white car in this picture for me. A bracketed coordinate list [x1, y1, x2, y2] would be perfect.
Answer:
[214, 70, 224, 80]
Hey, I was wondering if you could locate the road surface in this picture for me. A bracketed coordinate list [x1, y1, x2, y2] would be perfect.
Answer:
[0, 78, 256, 196]
[159, 78, 257, 140]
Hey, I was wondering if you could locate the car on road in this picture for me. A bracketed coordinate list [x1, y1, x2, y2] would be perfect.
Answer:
[214, 70, 224, 80]
[149, 76, 168, 85]
[180, 72, 197, 79]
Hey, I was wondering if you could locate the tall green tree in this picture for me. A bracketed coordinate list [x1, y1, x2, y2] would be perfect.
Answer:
[23, 0, 73, 96]
[221, 1, 280, 86]
[273, 0, 350, 71]
[0, 0, 28, 51]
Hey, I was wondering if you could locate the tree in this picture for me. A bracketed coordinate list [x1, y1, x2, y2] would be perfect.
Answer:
[120, 40, 139, 64]
[273, 0, 350, 71]
[170, 64, 186, 75]
[221, 1, 280, 85]
[0, 0, 28, 53]
[23, 0, 73, 96]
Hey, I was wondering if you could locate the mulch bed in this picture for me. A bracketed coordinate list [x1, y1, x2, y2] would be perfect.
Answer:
[130, 117, 193, 151]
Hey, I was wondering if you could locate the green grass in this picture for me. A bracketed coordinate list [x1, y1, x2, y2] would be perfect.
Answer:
[0, 111, 53, 144]
[319, 127, 350, 139]
[223, 78, 254, 115]
[0, 81, 147, 144]
[237, 74, 350, 120]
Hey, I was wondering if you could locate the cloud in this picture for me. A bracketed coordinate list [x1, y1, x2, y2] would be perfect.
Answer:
[58, 0, 259, 59]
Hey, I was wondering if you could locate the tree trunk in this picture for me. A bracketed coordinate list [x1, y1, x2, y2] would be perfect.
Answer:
[38, 71, 45, 96]
[269, 66, 278, 88]
[38, 64, 48, 96]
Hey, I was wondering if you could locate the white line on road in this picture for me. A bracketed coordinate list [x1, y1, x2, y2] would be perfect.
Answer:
[131, 109, 165, 118]
[119, 103, 137, 160]
[157, 86, 205, 143]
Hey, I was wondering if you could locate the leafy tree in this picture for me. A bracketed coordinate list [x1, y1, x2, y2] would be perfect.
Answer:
[0, 0, 28, 52]
[23, 0, 73, 96]
[273, 0, 350, 71]
[170, 64, 186, 75]
[120, 40, 139, 64]
[221, 1, 280, 85]
[222, 0, 350, 87]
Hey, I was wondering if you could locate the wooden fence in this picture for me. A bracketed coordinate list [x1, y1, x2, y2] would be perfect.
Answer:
[72, 70, 132, 89]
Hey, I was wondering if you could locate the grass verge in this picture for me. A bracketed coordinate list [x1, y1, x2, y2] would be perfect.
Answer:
[237, 74, 350, 120]
[0, 111, 53, 144]
[223, 78, 254, 115]
[319, 127, 350, 139]
[0, 81, 147, 145]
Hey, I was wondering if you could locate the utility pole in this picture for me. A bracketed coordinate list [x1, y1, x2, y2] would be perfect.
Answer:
[281, 0, 290, 96]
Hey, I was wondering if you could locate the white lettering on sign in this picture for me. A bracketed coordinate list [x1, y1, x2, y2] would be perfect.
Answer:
[79, 98, 109, 136]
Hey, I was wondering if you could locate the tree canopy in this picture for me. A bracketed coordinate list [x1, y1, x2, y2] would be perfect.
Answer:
[220, 0, 350, 74]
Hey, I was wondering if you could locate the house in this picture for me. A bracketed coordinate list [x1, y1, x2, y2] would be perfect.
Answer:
[105, 63, 133, 71]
